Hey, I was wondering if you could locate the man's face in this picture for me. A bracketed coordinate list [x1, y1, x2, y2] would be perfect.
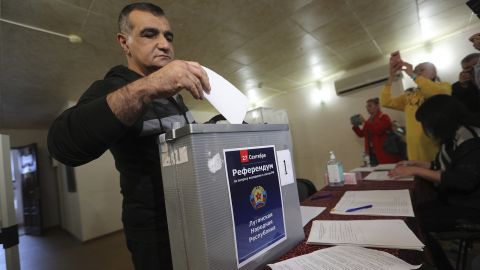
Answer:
[461, 57, 479, 72]
[121, 10, 174, 74]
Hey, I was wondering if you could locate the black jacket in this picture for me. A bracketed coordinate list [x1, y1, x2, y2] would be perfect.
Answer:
[434, 126, 480, 211]
[452, 81, 480, 113]
[48, 65, 193, 241]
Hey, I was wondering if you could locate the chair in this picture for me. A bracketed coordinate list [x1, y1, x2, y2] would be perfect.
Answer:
[296, 178, 317, 202]
[436, 219, 480, 270]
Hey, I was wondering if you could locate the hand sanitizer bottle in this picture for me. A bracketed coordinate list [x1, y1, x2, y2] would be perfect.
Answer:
[327, 151, 344, 186]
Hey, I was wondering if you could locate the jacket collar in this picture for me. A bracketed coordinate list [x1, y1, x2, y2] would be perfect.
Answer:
[104, 65, 143, 82]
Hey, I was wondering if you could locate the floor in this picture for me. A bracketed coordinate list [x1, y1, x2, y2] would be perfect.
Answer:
[1, 227, 479, 270]
[441, 238, 480, 270]
[0, 228, 133, 270]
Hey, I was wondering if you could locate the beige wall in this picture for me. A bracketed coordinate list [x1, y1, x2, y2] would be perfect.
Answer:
[74, 151, 122, 241]
[55, 151, 122, 242]
[56, 163, 83, 239]
[190, 110, 216, 123]
[0, 129, 59, 228]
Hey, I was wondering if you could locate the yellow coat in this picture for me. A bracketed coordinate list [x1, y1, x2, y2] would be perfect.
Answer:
[380, 76, 451, 161]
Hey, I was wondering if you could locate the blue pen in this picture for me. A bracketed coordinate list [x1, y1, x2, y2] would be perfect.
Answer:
[345, 204, 373, 212]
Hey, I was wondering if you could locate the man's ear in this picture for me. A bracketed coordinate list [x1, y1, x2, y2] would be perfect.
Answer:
[117, 33, 130, 56]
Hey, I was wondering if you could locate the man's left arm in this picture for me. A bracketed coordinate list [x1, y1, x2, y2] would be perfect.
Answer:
[48, 80, 129, 167]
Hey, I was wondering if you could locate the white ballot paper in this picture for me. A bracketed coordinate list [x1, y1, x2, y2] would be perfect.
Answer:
[373, 163, 397, 171]
[331, 190, 414, 217]
[268, 245, 422, 270]
[307, 220, 424, 251]
[202, 66, 249, 124]
[300, 206, 326, 227]
[350, 163, 396, 173]
[350, 166, 375, 173]
[364, 171, 414, 181]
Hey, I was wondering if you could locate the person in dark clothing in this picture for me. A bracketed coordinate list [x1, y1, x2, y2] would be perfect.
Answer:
[451, 53, 480, 113]
[389, 95, 480, 270]
[47, 3, 211, 270]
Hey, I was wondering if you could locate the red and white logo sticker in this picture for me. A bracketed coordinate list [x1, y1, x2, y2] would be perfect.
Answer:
[240, 149, 249, 163]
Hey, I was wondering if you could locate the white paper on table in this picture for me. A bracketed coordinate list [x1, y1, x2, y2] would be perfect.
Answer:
[350, 166, 375, 172]
[202, 66, 249, 124]
[268, 245, 422, 270]
[276, 149, 295, 186]
[307, 220, 424, 251]
[364, 171, 414, 181]
[331, 189, 414, 217]
[300, 206, 326, 227]
[373, 163, 397, 171]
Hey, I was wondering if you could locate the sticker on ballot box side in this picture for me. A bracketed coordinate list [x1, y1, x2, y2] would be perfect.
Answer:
[223, 145, 287, 267]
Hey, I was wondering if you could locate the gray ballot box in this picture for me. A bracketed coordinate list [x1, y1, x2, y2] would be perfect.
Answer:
[158, 124, 304, 270]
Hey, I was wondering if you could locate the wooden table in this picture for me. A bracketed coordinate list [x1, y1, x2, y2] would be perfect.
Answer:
[276, 176, 432, 266]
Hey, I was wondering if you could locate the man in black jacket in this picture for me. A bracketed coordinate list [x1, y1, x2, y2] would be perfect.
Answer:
[452, 53, 480, 114]
[48, 3, 210, 270]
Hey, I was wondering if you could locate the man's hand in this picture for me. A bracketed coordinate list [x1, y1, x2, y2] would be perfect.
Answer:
[459, 70, 472, 82]
[459, 70, 472, 87]
[145, 60, 211, 101]
[107, 60, 211, 126]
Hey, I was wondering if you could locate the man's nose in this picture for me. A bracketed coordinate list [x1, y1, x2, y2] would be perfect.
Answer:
[156, 35, 171, 51]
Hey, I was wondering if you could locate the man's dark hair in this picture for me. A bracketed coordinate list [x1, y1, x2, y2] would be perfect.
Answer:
[461, 53, 480, 65]
[118, 2, 165, 33]
[416, 95, 480, 143]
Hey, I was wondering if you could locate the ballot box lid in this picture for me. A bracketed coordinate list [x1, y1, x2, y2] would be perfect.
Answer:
[164, 124, 289, 141]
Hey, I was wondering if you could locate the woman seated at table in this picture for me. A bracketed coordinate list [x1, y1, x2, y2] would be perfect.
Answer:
[389, 94, 480, 270]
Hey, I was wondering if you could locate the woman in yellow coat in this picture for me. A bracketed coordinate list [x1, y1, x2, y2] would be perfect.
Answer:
[380, 61, 451, 161]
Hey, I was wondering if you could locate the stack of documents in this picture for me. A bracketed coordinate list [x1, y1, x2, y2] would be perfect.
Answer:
[307, 219, 424, 251]
[330, 189, 414, 217]
[268, 245, 422, 270]
[364, 171, 414, 181]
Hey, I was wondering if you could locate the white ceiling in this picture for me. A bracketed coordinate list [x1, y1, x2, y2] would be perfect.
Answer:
[0, 0, 477, 128]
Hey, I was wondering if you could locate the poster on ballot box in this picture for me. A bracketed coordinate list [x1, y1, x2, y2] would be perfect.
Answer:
[224, 145, 286, 267]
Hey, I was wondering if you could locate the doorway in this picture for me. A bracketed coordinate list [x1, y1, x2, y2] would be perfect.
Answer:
[10, 143, 42, 236]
